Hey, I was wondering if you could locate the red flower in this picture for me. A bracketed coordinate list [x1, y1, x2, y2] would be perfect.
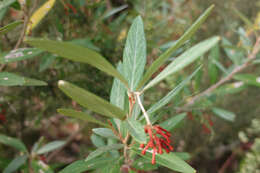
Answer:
[202, 124, 211, 134]
[0, 106, 6, 123]
[140, 125, 174, 164]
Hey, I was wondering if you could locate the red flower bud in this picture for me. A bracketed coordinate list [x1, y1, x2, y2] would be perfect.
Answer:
[141, 125, 174, 164]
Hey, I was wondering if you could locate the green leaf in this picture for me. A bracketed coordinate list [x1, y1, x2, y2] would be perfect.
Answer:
[159, 113, 186, 131]
[31, 160, 54, 173]
[213, 82, 247, 95]
[3, 155, 27, 173]
[0, 0, 16, 11]
[0, 20, 23, 35]
[98, 157, 122, 173]
[222, 38, 244, 65]
[212, 107, 236, 122]
[0, 8, 7, 22]
[25, 38, 128, 87]
[143, 36, 220, 91]
[232, 8, 254, 28]
[90, 134, 106, 148]
[0, 134, 27, 152]
[58, 157, 118, 173]
[58, 108, 110, 128]
[175, 152, 191, 161]
[36, 141, 66, 154]
[208, 45, 220, 84]
[142, 66, 201, 122]
[126, 118, 146, 143]
[123, 16, 146, 91]
[92, 128, 118, 140]
[85, 144, 123, 161]
[103, 4, 128, 19]
[131, 146, 196, 173]
[39, 54, 56, 72]
[0, 72, 47, 86]
[69, 38, 100, 52]
[0, 48, 42, 64]
[137, 5, 215, 89]
[58, 80, 126, 120]
[110, 62, 126, 109]
[233, 74, 260, 87]
[107, 138, 120, 158]
[132, 157, 158, 171]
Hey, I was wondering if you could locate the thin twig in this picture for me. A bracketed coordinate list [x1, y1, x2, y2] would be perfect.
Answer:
[45, 125, 85, 163]
[14, 0, 39, 49]
[135, 92, 151, 125]
[178, 37, 260, 112]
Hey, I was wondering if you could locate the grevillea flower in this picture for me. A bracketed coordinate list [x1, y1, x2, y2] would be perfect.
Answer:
[140, 125, 174, 164]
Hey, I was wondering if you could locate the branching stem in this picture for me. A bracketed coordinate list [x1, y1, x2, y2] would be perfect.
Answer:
[178, 37, 260, 112]
[135, 92, 151, 125]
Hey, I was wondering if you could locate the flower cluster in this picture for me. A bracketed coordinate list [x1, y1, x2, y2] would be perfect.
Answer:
[0, 105, 6, 123]
[140, 125, 174, 164]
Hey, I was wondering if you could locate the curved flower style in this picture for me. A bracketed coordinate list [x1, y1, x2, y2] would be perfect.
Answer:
[140, 125, 174, 164]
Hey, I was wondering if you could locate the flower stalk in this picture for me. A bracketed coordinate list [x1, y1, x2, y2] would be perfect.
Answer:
[134, 92, 174, 164]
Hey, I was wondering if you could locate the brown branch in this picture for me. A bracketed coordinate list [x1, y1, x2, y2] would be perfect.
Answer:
[178, 37, 260, 112]
[45, 125, 85, 163]
[14, 0, 39, 49]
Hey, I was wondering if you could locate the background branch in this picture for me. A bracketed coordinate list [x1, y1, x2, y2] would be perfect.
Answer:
[178, 37, 260, 112]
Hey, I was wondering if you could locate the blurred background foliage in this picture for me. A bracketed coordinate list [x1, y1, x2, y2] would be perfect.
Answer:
[0, 0, 260, 172]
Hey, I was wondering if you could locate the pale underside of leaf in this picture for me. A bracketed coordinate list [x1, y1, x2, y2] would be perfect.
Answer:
[58, 80, 126, 120]
[58, 108, 110, 128]
[143, 36, 220, 91]
[137, 5, 215, 90]
[26, 38, 128, 87]
[123, 16, 146, 91]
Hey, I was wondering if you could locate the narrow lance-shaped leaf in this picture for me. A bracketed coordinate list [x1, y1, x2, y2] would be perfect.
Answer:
[3, 155, 27, 173]
[110, 61, 126, 109]
[103, 4, 128, 19]
[59, 157, 118, 173]
[208, 44, 220, 84]
[92, 128, 118, 140]
[126, 118, 146, 143]
[233, 74, 260, 87]
[26, 38, 128, 87]
[36, 141, 66, 154]
[123, 16, 146, 91]
[212, 107, 236, 122]
[90, 134, 106, 148]
[159, 113, 187, 131]
[26, 0, 56, 35]
[0, 72, 47, 86]
[0, 134, 27, 152]
[107, 138, 120, 158]
[140, 66, 201, 123]
[0, 0, 16, 11]
[213, 81, 247, 95]
[58, 108, 110, 128]
[0, 48, 43, 64]
[132, 157, 158, 171]
[85, 144, 123, 161]
[58, 80, 126, 120]
[222, 38, 244, 66]
[143, 36, 220, 91]
[137, 5, 215, 90]
[131, 146, 196, 173]
[0, 20, 23, 35]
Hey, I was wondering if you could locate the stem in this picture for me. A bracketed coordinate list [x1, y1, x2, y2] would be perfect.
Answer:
[46, 125, 85, 163]
[178, 37, 260, 112]
[135, 92, 151, 125]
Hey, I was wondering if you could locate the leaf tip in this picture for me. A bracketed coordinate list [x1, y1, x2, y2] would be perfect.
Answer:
[209, 4, 215, 9]
[58, 80, 65, 86]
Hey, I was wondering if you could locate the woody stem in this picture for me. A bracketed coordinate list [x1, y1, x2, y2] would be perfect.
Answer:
[135, 92, 151, 125]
